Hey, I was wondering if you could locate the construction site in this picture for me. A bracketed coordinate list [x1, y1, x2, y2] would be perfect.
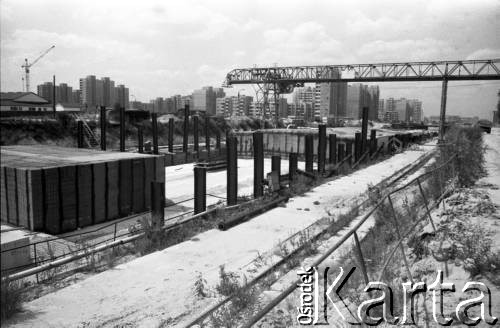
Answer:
[1, 42, 500, 328]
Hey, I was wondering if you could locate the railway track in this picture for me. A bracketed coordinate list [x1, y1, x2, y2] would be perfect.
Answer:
[180, 147, 436, 327]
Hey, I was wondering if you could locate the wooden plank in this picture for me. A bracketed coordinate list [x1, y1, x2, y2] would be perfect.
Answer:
[6, 167, 18, 225]
[106, 161, 119, 220]
[93, 162, 107, 224]
[27, 169, 44, 231]
[144, 157, 154, 209]
[1, 167, 7, 223]
[60, 165, 77, 232]
[77, 164, 93, 228]
[43, 167, 60, 234]
[132, 158, 145, 213]
[119, 159, 132, 216]
[16, 168, 29, 229]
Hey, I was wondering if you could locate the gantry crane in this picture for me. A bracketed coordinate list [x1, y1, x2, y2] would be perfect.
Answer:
[21, 45, 55, 92]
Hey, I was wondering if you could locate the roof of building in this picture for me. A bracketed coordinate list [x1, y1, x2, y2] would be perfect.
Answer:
[0, 92, 51, 105]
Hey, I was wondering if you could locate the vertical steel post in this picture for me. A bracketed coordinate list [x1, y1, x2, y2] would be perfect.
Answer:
[168, 118, 174, 153]
[77, 120, 84, 148]
[150, 181, 165, 229]
[305, 134, 314, 173]
[119, 107, 125, 152]
[387, 195, 414, 284]
[227, 135, 238, 205]
[345, 140, 352, 166]
[193, 115, 199, 153]
[353, 232, 370, 285]
[370, 129, 377, 156]
[439, 77, 448, 143]
[289, 152, 298, 181]
[318, 124, 326, 173]
[361, 106, 369, 152]
[329, 134, 337, 165]
[138, 126, 144, 153]
[100, 106, 106, 151]
[52, 75, 56, 118]
[216, 131, 221, 150]
[151, 112, 159, 155]
[183, 105, 189, 153]
[194, 166, 207, 214]
[205, 116, 210, 156]
[253, 131, 264, 198]
[354, 132, 362, 163]
[271, 155, 281, 184]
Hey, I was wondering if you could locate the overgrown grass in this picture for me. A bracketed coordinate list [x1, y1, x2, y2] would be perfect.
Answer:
[0, 277, 23, 322]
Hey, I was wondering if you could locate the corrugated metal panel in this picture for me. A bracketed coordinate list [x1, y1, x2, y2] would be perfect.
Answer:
[77, 164, 92, 228]
[106, 161, 119, 220]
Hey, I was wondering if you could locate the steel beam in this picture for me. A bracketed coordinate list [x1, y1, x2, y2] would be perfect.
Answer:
[289, 153, 298, 181]
[194, 166, 206, 214]
[193, 115, 199, 153]
[77, 121, 84, 148]
[100, 106, 106, 151]
[329, 134, 337, 164]
[168, 118, 174, 153]
[226, 135, 238, 205]
[119, 107, 125, 152]
[361, 107, 369, 152]
[271, 155, 281, 183]
[183, 105, 189, 153]
[439, 79, 448, 142]
[305, 134, 314, 173]
[253, 131, 264, 198]
[318, 124, 326, 173]
[151, 112, 159, 155]
[138, 127, 144, 153]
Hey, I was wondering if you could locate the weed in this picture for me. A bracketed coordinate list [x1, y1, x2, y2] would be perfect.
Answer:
[215, 265, 240, 296]
[193, 271, 208, 298]
[0, 277, 23, 321]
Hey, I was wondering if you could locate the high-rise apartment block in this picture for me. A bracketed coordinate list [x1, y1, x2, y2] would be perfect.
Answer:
[346, 84, 379, 120]
[379, 97, 423, 122]
[37, 82, 75, 104]
[192, 86, 225, 115]
[78, 75, 129, 110]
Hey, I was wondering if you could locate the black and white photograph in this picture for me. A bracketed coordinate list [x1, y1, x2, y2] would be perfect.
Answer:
[1, 0, 500, 326]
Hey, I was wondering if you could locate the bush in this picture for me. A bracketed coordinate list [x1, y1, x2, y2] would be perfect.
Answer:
[1, 277, 23, 321]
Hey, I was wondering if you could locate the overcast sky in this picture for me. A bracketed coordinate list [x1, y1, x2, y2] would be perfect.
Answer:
[1, 0, 499, 119]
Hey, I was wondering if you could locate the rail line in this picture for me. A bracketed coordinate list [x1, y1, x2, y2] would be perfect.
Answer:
[181, 147, 437, 327]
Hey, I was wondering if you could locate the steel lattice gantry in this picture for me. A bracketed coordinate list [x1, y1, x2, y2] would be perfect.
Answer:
[224, 59, 500, 88]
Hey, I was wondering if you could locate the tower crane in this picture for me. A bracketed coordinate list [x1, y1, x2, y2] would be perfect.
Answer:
[21, 45, 55, 92]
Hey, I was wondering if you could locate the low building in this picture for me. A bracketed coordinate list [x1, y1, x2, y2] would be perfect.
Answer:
[0, 92, 53, 112]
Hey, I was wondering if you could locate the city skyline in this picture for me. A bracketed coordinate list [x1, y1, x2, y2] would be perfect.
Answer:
[1, 0, 500, 119]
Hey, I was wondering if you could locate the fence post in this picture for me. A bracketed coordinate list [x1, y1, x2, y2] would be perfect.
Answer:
[353, 231, 369, 285]
[305, 134, 314, 173]
[337, 143, 345, 163]
[271, 155, 281, 184]
[205, 116, 211, 156]
[318, 124, 326, 173]
[370, 129, 377, 156]
[119, 107, 125, 152]
[227, 135, 238, 205]
[150, 181, 165, 230]
[183, 105, 189, 153]
[289, 152, 298, 181]
[193, 115, 199, 154]
[194, 166, 207, 214]
[77, 120, 84, 148]
[168, 118, 174, 153]
[100, 106, 106, 151]
[354, 132, 362, 163]
[361, 106, 369, 153]
[138, 126, 144, 153]
[216, 130, 221, 153]
[253, 131, 264, 198]
[387, 195, 414, 284]
[329, 134, 337, 165]
[151, 112, 159, 155]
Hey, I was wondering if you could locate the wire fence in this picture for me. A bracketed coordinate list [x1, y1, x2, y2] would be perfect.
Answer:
[240, 152, 457, 327]
[1, 194, 225, 275]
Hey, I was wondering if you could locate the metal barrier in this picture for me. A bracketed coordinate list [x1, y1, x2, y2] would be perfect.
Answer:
[238, 154, 457, 327]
